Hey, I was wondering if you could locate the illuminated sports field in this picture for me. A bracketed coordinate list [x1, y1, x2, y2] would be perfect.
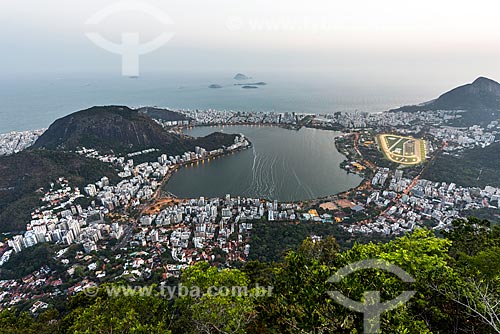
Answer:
[376, 134, 426, 165]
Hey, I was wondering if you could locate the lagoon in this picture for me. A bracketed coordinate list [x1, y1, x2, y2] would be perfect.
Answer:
[165, 125, 362, 201]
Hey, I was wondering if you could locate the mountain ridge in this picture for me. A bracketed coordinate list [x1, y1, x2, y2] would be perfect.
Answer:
[0, 106, 239, 232]
[31, 106, 237, 155]
[390, 77, 500, 125]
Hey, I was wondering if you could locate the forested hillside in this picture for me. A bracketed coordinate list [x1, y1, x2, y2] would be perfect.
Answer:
[2, 218, 499, 334]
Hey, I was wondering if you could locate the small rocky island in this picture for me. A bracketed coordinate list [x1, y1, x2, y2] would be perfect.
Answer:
[234, 73, 251, 80]
[235, 82, 266, 86]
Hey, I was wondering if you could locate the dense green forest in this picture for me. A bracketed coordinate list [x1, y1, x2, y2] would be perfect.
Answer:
[423, 142, 500, 188]
[0, 149, 120, 232]
[31, 106, 237, 155]
[1, 217, 499, 333]
[248, 219, 393, 262]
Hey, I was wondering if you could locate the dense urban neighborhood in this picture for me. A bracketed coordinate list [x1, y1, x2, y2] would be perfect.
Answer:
[0, 104, 499, 312]
[3, 0, 500, 329]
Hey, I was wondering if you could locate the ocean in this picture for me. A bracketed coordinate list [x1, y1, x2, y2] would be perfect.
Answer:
[0, 71, 433, 133]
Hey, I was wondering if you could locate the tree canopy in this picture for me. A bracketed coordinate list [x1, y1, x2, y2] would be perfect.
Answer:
[2, 217, 499, 333]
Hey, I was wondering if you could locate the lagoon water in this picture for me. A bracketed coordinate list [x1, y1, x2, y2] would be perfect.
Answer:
[165, 125, 362, 201]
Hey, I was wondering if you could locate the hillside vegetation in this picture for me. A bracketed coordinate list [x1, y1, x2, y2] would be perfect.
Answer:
[0, 106, 238, 232]
[31, 106, 236, 154]
[0, 150, 119, 232]
[423, 142, 500, 188]
[2, 218, 499, 334]
[391, 77, 500, 126]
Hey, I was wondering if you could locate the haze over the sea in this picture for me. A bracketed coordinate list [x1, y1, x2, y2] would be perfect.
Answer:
[0, 71, 440, 133]
[3, 0, 500, 132]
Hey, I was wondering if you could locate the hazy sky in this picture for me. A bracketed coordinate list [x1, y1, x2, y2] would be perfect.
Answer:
[2, 0, 500, 85]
